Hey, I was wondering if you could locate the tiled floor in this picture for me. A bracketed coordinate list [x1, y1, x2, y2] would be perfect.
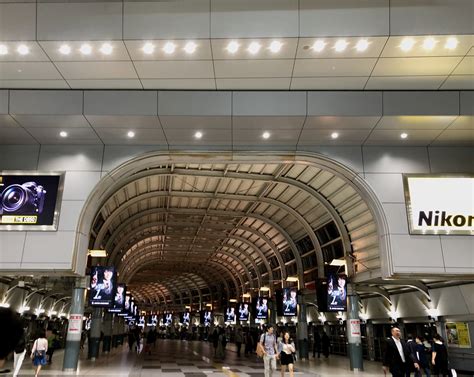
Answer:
[3, 339, 394, 376]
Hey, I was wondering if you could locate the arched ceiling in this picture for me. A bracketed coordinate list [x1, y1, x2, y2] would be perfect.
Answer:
[89, 159, 381, 308]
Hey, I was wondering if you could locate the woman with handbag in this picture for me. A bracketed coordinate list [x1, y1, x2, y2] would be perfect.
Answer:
[30, 330, 48, 377]
[280, 332, 296, 377]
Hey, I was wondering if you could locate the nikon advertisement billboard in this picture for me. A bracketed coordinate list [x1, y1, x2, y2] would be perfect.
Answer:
[0, 172, 64, 231]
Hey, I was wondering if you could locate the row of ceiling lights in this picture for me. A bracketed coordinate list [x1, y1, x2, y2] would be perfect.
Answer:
[0, 37, 459, 57]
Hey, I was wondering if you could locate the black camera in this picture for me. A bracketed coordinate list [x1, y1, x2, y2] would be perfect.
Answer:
[0, 181, 46, 215]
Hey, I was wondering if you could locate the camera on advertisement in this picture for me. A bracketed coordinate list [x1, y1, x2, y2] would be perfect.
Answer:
[0, 182, 46, 215]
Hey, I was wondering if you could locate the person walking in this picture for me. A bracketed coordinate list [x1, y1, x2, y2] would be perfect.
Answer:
[235, 328, 243, 357]
[216, 328, 226, 359]
[259, 325, 279, 377]
[244, 330, 254, 356]
[321, 331, 330, 358]
[12, 330, 27, 377]
[46, 330, 59, 364]
[313, 330, 321, 358]
[279, 332, 296, 377]
[382, 326, 418, 377]
[432, 334, 449, 377]
[31, 330, 48, 377]
[212, 327, 219, 357]
[414, 336, 431, 377]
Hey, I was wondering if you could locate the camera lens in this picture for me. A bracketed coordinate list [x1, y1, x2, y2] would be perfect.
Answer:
[1, 184, 27, 212]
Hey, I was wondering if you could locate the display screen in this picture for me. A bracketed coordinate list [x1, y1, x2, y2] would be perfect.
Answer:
[0, 173, 64, 230]
[148, 315, 158, 327]
[89, 266, 117, 307]
[108, 284, 126, 313]
[201, 311, 212, 326]
[180, 311, 191, 325]
[282, 288, 298, 316]
[138, 315, 146, 327]
[225, 306, 236, 323]
[163, 313, 173, 326]
[327, 274, 347, 312]
[255, 297, 269, 319]
[238, 303, 250, 321]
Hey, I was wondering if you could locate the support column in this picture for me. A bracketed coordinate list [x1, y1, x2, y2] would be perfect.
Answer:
[347, 286, 363, 371]
[102, 312, 113, 354]
[269, 300, 277, 326]
[88, 308, 102, 360]
[297, 293, 309, 360]
[366, 320, 376, 361]
[63, 278, 86, 372]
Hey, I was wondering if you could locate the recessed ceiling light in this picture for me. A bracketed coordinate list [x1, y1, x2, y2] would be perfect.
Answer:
[127, 131, 135, 138]
[79, 43, 92, 55]
[194, 131, 203, 139]
[59, 44, 71, 55]
[184, 41, 197, 54]
[334, 39, 348, 52]
[400, 132, 408, 139]
[247, 41, 261, 55]
[355, 39, 369, 52]
[331, 132, 339, 139]
[312, 40, 326, 52]
[142, 42, 155, 55]
[269, 40, 283, 53]
[422, 37, 437, 50]
[17, 44, 29, 55]
[0, 45, 8, 55]
[59, 131, 68, 138]
[100, 42, 113, 55]
[400, 37, 415, 52]
[226, 40, 239, 54]
[445, 37, 458, 50]
[163, 42, 176, 55]
[262, 131, 270, 139]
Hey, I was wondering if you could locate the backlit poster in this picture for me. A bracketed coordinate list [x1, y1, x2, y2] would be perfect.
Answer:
[282, 288, 298, 316]
[108, 284, 126, 313]
[89, 266, 117, 307]
[327, 274, 347, 312]
[201, 311, 212, 326]
[255, 297, 268, 319]
[238, 303, 250, 321]
[225, 306, 236, 323]
[180, 311, 191, 325]
[164, 313, 173, 326]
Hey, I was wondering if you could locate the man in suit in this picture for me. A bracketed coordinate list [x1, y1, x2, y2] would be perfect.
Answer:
[382, 326, 419, 377]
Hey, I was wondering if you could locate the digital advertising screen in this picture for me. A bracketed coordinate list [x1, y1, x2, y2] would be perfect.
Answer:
[89, 266, 117, 307]
[327, 274, 347, 312]
[108, 284, 126, 313]
[238, 303, 250, 321]
[282, 288, 298, 316]
[255, 297, 269, 319]
[0, 173, 64, 231]
[148, 315, 158, 327]
[180, 311, 191, 325]
[164, 313, 173, 326]
[201, 311, 212, 326]
[138, 315, 146, 327]
[225, 306, 236, 323]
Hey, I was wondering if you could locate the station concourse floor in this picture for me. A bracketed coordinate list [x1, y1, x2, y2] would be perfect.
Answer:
[9, 339, 387, 377]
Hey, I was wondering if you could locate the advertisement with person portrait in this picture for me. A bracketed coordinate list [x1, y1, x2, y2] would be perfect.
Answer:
[327, 274, 347, 312]
[255, 297, 269, 319]
[89, 266, 117, 307]
[201, 311, 212, 326]
[108, 284, 127, 313]
[180, 311, 191, 325]
[238, 302, 250, 321]
[282, 288, 298, 316]
[225, 306, 236, 323]
[148, 315, 158, 327]
[164, 313, 173, 326]
[0, 172, 64, 231]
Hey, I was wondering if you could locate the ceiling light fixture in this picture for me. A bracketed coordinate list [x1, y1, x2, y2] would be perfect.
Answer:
[184, 41, 197, 54]
[400, 132, 408, 139]
[226, 40, 239, 54]
[163, 42, 176, 55]
[445, 37, 458, 50]
[59, 44, 71, 55]
[79, 43, 92, 55]
[127, 131, 135, 138]
[247, 41, 261, 55]
[400, 37, 415, 52]
[331, 132, 339, 139]
[0, 45, 8, 55]
[17, 44, 29, 55]
[142, 42, 155, 55]
[312, 40, 326, 52]
[262, 131, 270, 139]
[100, 42, 113, 55]
[334, 39, 348, 52]
[269, 40, 283, 53]
[194, 131, 203, 139]
[422, 37, 437, 50]
[59, 131, 68, 138]
[355, 39, 369, 52]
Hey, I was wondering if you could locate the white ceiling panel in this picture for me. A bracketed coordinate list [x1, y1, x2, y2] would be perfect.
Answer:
[293, 58, 376, 77]
[211, 38, 298, 60]
[86, 115, 159, 129]
[125, 40, 213, 61]
[431, 129, 474, 146]
[39, 41, 131, 62]
[26, 127, 101, 144]
[298, 128, 370, 145]
[0, 3, 36, 41]
[448, 116, 473, 130]
[214, 60, 293, 78]
[290, 77, 367, 89]
[380, 35, 473, 58]
[440, 75, 474, 90]
[216, 78, 290, 90]
[160, 116, 231, 130]
[305, 116, 380, 130]
[0, 79, 69, 89]
[233, 116, 305, 130]
[13, 115, 89, 128]
[372, 57, 462, 76]
[365, 75, 446, 90]
[67, 79, 142, 89]
[365, 129, 441, 146]
[0, 41, 50, 62]
[296, 37, 388, 59]
[55, 62, 138, 80]
[452, 57, 474, 75]
[0, 127, 37, 144]
[134, 61, 214, 79]
[0, 115, 18, 128]
[164, 128, 231, 146]
[142, 79, 215, 90]
[233, 128, 299, 145]
[0, 62, 62, 80]
[376, 116, 457, 130]
[94, 127, 168, 145]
